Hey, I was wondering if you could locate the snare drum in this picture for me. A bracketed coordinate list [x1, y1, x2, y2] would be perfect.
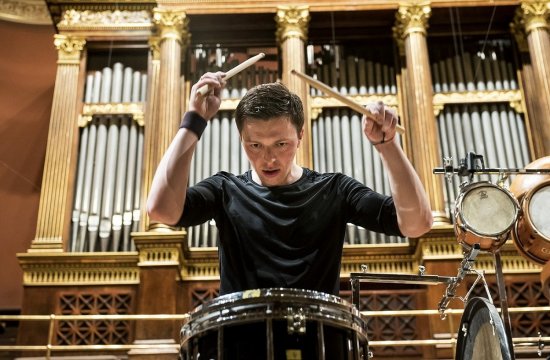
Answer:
[513, 180, 550, 264]
[455, 297, 512, 360]
[180, 288, 369, 360]
[454, 182, 520, 252]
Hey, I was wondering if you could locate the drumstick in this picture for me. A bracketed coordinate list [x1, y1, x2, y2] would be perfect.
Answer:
[197, 53, 266, 96]
[291, 69, 405, 134]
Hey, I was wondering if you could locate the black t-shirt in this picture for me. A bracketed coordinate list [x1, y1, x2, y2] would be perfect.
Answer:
[178, 168, 402, 295]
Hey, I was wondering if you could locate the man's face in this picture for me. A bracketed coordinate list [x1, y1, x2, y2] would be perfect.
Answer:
[240, 116, 303, 187]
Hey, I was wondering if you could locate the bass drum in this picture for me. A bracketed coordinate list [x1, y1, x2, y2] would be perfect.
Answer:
[455, 297, 512, 360]
[180, 288, 369, 360]
[454, 182, 519, 252]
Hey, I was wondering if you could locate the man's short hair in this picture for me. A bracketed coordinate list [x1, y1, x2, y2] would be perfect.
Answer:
[235, 82, 304, 134]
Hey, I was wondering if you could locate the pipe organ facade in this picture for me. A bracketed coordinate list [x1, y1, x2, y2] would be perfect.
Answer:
[13, 1, 550, 359]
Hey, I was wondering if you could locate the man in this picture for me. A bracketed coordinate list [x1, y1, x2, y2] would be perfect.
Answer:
[147, 71, 433, 296]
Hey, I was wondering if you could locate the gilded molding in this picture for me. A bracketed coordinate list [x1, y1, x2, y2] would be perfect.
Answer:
[473, 251, 542, 274]
[516, 0, 550, 33]
[53, 34, 85, 65]
[153, 7, 190, 45]
[310, 94, 399, 120]
[394, 1, 431, 39]
[133, 231, 186, 267]
[57, 9, 152, 31]
[79, 103, 145, 127]
[0, 0, 51, 25]
[17, 253, 139, 286]
[180, 247, 219, 280]
[432, 89, 524, 116]
[138, 246, 181, 266]
[275, 5, 310, 43]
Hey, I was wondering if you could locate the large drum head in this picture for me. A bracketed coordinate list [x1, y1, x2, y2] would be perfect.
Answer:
[455, 182, 519, 252]
[514, 181, 550, 264]
[455, 297, 511, 360]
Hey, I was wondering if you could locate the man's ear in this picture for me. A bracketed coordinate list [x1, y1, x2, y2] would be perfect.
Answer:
[298, 128, 304, 140]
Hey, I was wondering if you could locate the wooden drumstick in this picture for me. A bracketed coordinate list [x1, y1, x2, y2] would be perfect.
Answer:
[291, 69, 405, 134]
[197, 53, 266, 96]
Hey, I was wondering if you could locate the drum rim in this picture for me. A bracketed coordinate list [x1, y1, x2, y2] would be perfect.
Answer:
[180, 288, 368, 341]
[455, 297, 511, 360]
[190, 288, 355, 315]
[455, 182, 519, 237]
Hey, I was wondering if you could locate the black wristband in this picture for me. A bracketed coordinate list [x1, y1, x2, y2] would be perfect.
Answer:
[179, 111, 207, 139]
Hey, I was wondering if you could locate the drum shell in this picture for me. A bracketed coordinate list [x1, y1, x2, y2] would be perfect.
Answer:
[455, 297, 511, 360]
[513, 180, 550, 265]
[180, 288, 369, 360]
[510, 156, 550, 202]
[454, 182, 519, 252]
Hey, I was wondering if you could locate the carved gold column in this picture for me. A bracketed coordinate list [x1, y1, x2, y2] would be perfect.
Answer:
[144, 8, 189, 231]
[394, 2, 449, 225]
[276, 5, 311, 167]
[140, 37, 161, 232]
[30, 34, 86, 252]
[514, 1, 550, 157]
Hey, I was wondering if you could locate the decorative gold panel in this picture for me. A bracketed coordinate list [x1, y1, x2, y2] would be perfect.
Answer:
[79, 103, 145, 127]
[432, 90, 525, 116]
[18, 253, 139, 286]
[181, 247, 220, 280]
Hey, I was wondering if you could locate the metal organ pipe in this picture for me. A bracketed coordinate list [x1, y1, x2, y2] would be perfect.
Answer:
[70, 63, 148, 253]
[432, 48, 530, 219]
[112, 117, 130, 251]
[71, 125, 89, 252]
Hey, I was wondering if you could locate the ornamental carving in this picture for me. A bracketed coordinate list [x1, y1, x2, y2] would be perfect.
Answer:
[153, 8, 190, 44]
[275, 5, 310, 43]
[53, 34, 86, 63]
[59, 9, 151, 27]
[515, 1, 550, 33]
[394, 1, 431, 39]
[0, 0, 51, 25]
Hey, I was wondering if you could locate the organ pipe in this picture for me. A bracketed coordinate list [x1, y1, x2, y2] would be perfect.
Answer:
[69, 62, 148, 253]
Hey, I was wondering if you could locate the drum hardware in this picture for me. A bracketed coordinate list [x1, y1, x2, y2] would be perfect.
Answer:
[350, 265, 456, 310]
[438, 243, 493, 319]
[434, 152, 550, 178]
[287, 307, 306, 334]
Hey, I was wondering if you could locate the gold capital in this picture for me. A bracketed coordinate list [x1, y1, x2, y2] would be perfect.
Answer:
[516, 1, 550, 34]
[153, 8, 190, 45]
[275, 5, 310, 43]
[149, 36, 161, 61]
[53, 34, 85, 64]
[394, 1, 431, 39]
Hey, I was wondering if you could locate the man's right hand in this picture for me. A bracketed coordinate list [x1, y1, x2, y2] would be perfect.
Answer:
[189, 71, 226, 120]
